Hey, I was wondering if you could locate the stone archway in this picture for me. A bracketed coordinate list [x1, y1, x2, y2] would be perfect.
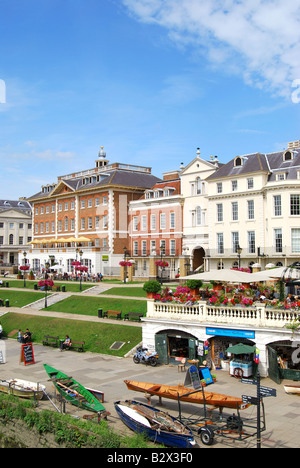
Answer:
[192, 247, 205, 272]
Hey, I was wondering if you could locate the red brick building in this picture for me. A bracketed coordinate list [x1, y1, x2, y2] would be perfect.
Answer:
[26, 148, 160, 276]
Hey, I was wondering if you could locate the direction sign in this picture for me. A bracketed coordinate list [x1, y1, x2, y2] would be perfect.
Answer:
[242, 395, 259, 406]
[241, 378, 257, 385]
[259, 386, 277, 398]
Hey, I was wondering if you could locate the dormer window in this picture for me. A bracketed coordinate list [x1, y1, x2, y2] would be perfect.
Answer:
[234, 156, 243, 167]
[283, 150, 293, 161]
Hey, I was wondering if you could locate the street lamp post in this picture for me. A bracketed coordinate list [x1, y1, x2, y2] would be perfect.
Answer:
[236, 245, 243, 269]
[23, 251, 27, 288]
[123, 246, 129, 284]
[159, 246, 165, 285]
[44, 261, 50, 308]
[79, 250, 83, 291]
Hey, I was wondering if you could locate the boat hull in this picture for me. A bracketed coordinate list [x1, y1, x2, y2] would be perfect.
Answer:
[44, 364, 106, 413]
[284, 385, 300, 395]
[114, 400, 197, 448]
[0, 379, 45, 400]
[124, 380, 248, 410]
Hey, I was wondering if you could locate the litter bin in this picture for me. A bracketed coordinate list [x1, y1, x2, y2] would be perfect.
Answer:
[62, 285, 66, 292]
[98, 308, 103, 318]
[5, 282, 9, 288]
[5, 299, 9, 307]
[34, 283, 38, 290]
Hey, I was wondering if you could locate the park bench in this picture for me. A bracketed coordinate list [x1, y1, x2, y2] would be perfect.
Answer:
[103, 310, 122, 320]
[42, 335, 59, 347]
[69, 340, 85, 352]
[124, 312, 144, 322]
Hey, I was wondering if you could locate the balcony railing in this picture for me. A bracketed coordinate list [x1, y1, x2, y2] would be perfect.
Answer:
[147, 300, 299, 329]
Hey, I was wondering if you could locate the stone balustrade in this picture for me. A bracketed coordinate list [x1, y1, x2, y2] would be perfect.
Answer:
[147, 300, 300, 329]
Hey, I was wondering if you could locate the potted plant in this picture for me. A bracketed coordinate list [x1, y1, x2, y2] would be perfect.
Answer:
[201, 379, 207, 387]
[211, 374, 217, 383]
[186, 279, 203, 296]
[143, 280, 161, 299]
[28, 270, 35, 280]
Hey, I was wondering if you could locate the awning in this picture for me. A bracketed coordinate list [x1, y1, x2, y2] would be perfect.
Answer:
[181, 269, 269, 283]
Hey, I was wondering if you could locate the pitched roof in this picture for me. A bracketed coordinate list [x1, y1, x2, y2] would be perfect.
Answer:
[0, 199, 32, 214]
[206, 153, 269, 180]
[27, 169, 161, 201]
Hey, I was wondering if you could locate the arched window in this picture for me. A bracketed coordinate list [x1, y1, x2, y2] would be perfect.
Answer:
[196, 177, 202, 194]
[234, 157, 242, 166]
[283, 150, 293, 161]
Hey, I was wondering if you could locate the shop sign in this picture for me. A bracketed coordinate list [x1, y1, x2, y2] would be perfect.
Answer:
[206, 327, 255, 339]
[102, 255, 109, 262]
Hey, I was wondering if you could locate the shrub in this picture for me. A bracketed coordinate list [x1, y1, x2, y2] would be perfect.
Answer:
[142, 281, 161, 294]
[186, 279, 203, 289]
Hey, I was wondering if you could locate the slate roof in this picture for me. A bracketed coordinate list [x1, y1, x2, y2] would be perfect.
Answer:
[206, 148, 300, 182]
[0, 199, 32, 214]
[27, 169, 162, 201]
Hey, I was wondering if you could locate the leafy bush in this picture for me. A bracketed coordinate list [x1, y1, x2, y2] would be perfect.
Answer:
[142, 281, 161, 294]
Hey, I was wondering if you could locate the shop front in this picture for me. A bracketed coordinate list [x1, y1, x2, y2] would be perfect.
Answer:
[268, 340, 300, 384]
[155, 329, 206, 366]
[205, 327, 256, 376]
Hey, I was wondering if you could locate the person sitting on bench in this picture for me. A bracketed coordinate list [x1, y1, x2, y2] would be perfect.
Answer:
[22, 329, 32, 343]
[60, 335, 72, 351]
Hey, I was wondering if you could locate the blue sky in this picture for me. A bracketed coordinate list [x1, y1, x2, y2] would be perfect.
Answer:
[0, 0, 299, 199]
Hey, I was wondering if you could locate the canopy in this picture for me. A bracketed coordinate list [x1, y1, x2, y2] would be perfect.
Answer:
[254, 266, 300, 280]
[226, 343, 256, 354]
[75, 236, 91, 242]
[181, 269, 269, 283]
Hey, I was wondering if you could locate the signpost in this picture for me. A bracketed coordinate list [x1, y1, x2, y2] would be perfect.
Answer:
[241, 372, 277, 448]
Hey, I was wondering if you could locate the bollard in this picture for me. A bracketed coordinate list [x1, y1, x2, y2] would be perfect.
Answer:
[98, 308, 103, 318]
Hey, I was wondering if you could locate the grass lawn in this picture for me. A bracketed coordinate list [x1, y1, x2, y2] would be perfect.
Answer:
[0, 313, 142, 356]
[42, 295, 147, 317]
[0, 290, 47, 307]
[101, 287, 147, 298]
[6, 279, 94, 293]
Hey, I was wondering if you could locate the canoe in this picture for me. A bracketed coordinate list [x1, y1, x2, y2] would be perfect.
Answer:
[284, 384, 300, 395]
[44, 364, 106, 414]
[115, 400, 198, 448]
[0, 379, 45, 400]
[124, 380, 249, 410]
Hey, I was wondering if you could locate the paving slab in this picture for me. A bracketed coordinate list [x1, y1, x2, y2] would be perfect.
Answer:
[0, 337, 299, 448]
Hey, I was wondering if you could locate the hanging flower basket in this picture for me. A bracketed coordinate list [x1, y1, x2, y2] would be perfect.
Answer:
[38, 279, 54, 289]
[75, 266, 88, 273]
[19, 265, 30, 271]
[119, 261, 133, 267]
[155, 260, 169, 268]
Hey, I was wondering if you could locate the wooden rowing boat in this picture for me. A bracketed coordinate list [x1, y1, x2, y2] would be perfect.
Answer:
[0, 379, 45, 400]
[44, 364, 106, 414]
[124, 380, 248, 410]
[115, 400, 198, 448]
[284, 384, 300, 395]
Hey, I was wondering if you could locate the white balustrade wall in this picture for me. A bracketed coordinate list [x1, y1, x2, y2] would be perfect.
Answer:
[147, 300, 300, 329]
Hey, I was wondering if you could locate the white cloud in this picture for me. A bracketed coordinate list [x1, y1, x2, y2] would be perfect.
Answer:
[35, 150, 75, 161]
[122, 0, 300, 97]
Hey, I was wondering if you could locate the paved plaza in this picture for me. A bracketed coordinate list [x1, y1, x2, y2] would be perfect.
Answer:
[0, 337, 299, 449]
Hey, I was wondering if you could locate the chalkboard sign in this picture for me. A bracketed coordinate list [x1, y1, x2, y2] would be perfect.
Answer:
[187, 365, 202, 389]
[20, 343, 35, 366]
